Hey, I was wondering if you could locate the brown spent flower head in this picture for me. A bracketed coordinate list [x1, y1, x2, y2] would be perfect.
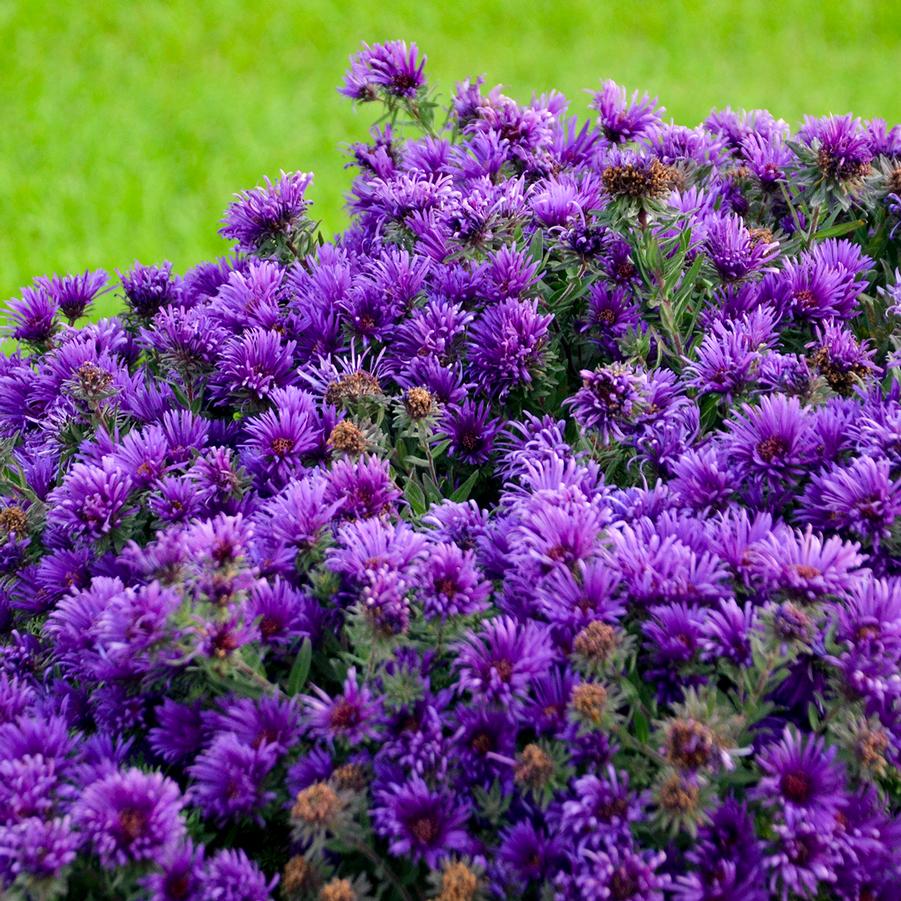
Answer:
[573, 621, 618, 664]
[436, 860, 481, 901]
[282, 855, 321, 897]
[570, 683, 608, 724]
[658, 771, 702, 815]
[817, 147, 871, 183]
[404, 386, 434, 420]
[602, 158, 675, 200]
[856, 724, 890, 777]
[325, 371, 382, 406]
[319, 878, 356, 901]
[889, 165, 901, 195]
[328, 421, 367, 454]
[809, 347, 870, 396]
[0, 506, 28, 538]
[664, 718, 716, 770]
[331, 763, 368, 793]
[514, 743, 555, 791]
[748, 227, 775, 248]
[292, 782, 343, 829]
[74, 360, 115, 397]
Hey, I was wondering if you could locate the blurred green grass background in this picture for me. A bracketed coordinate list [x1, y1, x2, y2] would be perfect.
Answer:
[2, 0, 900, 317]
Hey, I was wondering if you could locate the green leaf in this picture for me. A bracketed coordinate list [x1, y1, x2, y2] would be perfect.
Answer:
[814, 218, 865, 240]
[404, 478, 427, 516]
[450, 469, 480, 502]
[286, 638, 312, 696]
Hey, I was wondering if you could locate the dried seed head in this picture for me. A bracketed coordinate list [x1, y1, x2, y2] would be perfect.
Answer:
[282, 855, 320, 897]
[319, 878, 356, 901]
[602, 158, 674, 200]
[325, 371, 382, 406]
[514, 743, 555, 791]
[404, 386, 434, 419]
[328, 421, 367, 454]
[658, 771, 701, 814]
[573, 621, 618, 664]
[664, 718, 716, 770]
[570, 683, 608, 724]
[292, 782, 342, 828]
[817, 147, 871, 183]
[436, 860, 481, 901]
[856, 725, 890, 776]
[331, 763, 367, 793]
[889, 165, 901, 195]
[0, 506, 28, 538]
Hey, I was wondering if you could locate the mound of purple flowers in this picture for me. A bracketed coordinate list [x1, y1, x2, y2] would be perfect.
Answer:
[2, 40, 901, 901]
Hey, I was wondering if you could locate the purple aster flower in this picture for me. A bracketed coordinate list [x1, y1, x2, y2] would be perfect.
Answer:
[676, 799, 765, 900]
[418, 542, 491, 620]
[373, 777, 470, 869]
[590, 80, 663, 143]
[4, 285, 58, 344]
[755, 727, 846, 830]
[565, 363, 649, 443]
[724, 393, 815, 483]
[241, 405, 319, 493]
[120, 261, 179, 318]
[440, 400, 501, 465]
[454, 615, 554, 707]
[327, 518, 426, 584]
[247, 578, 319, 648]
[73, 768, 185, 868]
[558, 767, 646, 853]
[46, 458, 133, 543]
[212, 328, 298, 406]
[197, 848, 278, 901]
[325, 454, 401, 520]
[749, 525, 863, 601]
[341, 41, 426, 101]
[206, 695, 301, 757]
[701, 598, 756, 666]
[496, 820, 564, 888]
[703, 212, 779, 281]
[466, 299, 551, 398]
[741, 131, 794, 187]
[149, 699, 207, 764]
[570, 845, 670, 901]
[220, 170, 313, 256]
[37, 269, 108, 323]
[800, 113, 873, 183]
[301, 667, 381, 746]
[766, 820, 841, 899]
[188, 733, 278, 823]
[141, 840, 205, 901]
[0, 816, 79, 882]
[800, 456, 900, 541]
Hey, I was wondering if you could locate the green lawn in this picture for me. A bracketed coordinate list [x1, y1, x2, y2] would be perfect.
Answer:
[2, 0, 900, 317]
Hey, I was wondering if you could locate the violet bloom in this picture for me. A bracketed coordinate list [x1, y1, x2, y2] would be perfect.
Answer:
[466, 298, 552, 398]
[119, 261, 179, 318]
[373, 777, 470, 868]
[301, 667, 381, 746]
[341, 41, 426, 102]
[455, 615, 554, 707]
[755, 727, 846, 830]
[800, 113, 873, 183]
[590, 79, 663, 143]
[197, 848, 278, 901]
[213, 328, 298, 406]
[220, 170, 313, 255]
[565, 363, 648, 443]
[571, 845, 670, 901]
[73, 768, 185, 868]
[418, 542, 491, 620]
[558, 768, 646, 852]
[5, 285, 58, 343]
[440, 400, 501, 465]
[188, 733, 278, 823]
[46, 458, 133, 543]
[724, 393, 814, 482]
[0, 816, 79, 882]
[703, 212, 779, 282]
[141, 840, 205, 901]
[38, 269, 108, 323]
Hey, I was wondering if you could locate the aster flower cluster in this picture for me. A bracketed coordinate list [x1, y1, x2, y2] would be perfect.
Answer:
[2, 40, 901, 901]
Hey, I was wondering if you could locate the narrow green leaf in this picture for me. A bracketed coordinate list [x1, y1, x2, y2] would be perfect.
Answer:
[286, 638, 312, 696]
[450, 469, 480, 502]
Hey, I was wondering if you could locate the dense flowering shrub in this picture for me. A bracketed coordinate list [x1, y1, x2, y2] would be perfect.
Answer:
[3, 39, 901, 900]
